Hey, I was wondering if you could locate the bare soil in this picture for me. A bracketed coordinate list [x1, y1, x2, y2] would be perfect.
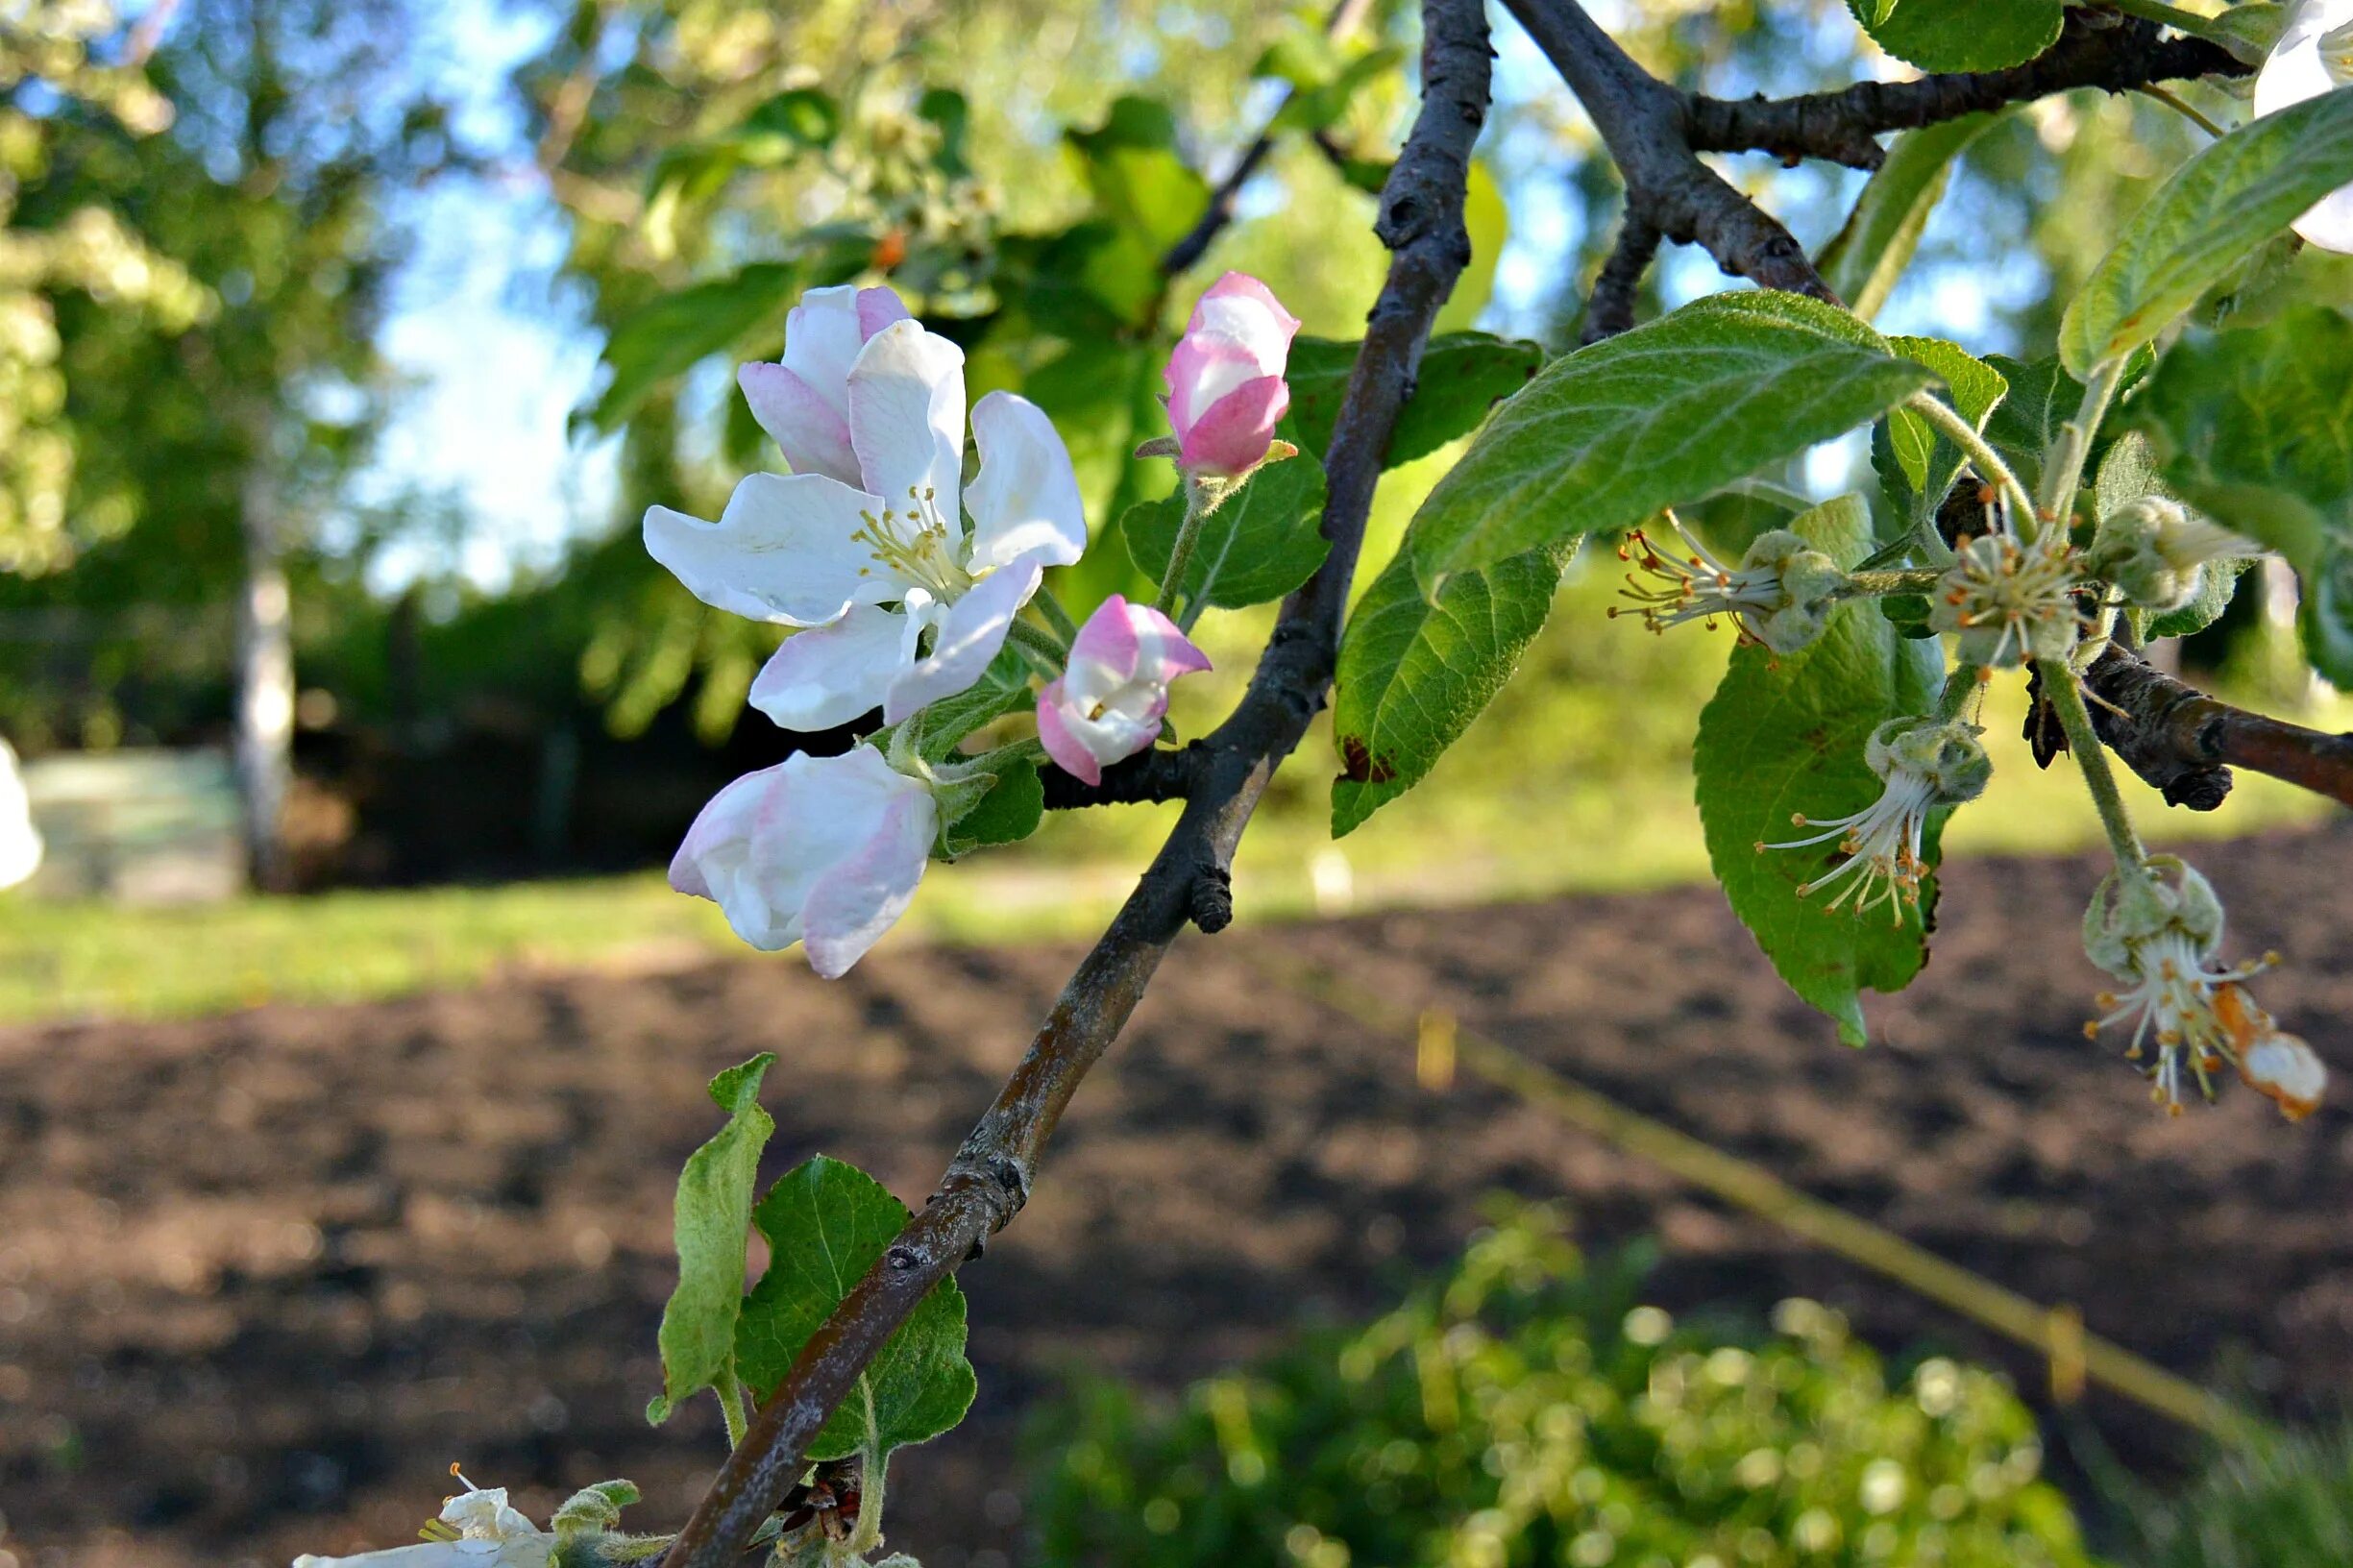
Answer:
[5, 826, 2353, 1568]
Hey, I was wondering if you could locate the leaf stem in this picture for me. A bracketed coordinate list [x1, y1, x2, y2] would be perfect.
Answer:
[713, 1367, 750, 1451]
[2036, 655, 2147, 871]
[1003, 617, 1069, 676]
[1843, 568, 1947, 598]
[1030, 584, 1081, 643]
[1934, 665, 1982, 723]
[2135, 83, 2227, 138]
[1900, 390, 2035, 526]
[2033, 355, 2126, 543]
[843, 1386, 888, 1558]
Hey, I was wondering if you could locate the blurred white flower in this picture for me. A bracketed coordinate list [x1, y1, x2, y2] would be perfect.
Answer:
[2254, 0, 2353, 253]
[0, 739, 41, 891]
[291, 1481, 551, 1568]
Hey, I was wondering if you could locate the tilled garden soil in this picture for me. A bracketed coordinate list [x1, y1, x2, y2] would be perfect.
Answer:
[4, 827, 2352, 1567]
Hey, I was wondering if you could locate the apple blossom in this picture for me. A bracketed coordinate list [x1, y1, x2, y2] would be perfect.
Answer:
[1764, 718, 1990, 922]
[292, 1480, 551, 1568]
[1929, 528, 2084, 669]
[645, 285, 1087, 731]
[1037, 594, 1212, 785]
[670, 746, 936, 977]
[1610, 514, 1846, 653]
[2255, 0, 2353, 253]
[1162, 271, 1301, 479]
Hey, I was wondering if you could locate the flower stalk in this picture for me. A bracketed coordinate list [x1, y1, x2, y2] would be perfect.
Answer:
[1900, 389, 2035, 527]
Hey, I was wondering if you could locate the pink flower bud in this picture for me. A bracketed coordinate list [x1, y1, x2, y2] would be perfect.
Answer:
[1037, 595, 1213, 786]
[1162, 272, 1301, 478]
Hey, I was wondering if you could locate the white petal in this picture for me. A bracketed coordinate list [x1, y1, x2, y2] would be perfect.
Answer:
[847, 320, 967, 523]
[748, 604, 913, 731]
[644, 473, 903, 627]
[777, 284, 865, 419]
[671, 764, 804, 949]
[965, 391, 1088, 572]
[1190, 295, 1289, 377]
[800, 787, 935, 977]
[2259, 2, 2353, 252]
[0, 739, 41, 891]
[883, 557, 1040, 723]
[292, 1538, 549, 1567]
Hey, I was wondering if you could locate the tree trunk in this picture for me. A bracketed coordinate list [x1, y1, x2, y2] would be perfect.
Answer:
[233, 448, 293, 892]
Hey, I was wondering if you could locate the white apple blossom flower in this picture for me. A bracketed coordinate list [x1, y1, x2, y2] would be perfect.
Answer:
[0, 738, 41, 890]
[1610, 515, 1846, 653]
[2255, 0, 2353, 253]
[646, 285, 1087, 731]
[292, 1479, 551, 1568]
[1763, 718, 1990, 922]
[1037, 594, 1212, 785]
[670, 746, 936, 977]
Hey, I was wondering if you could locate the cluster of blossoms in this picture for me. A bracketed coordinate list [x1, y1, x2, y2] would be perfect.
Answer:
[645, 274, 1295, 976]
[1928, 525, 2084, 669]
[1763, 718, 1991, 922]
[1611, 513, 1847, 654]
[2081, 857, 2324, 1118]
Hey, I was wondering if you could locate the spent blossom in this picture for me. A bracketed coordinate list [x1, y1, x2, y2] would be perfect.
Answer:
[1929, 527, 2084, 669]
[2081, 856, 2320, 1116]
[1159, 272, 1301, 479]
[2255, 0, 2353, 253]
[670, 746, 936, 978]
[1763, 718, 1990, 923]
[647, 283, 1087, 731]
[1611, 515, 1846, 653]
[2087, 496, 2259, 615]
[1037, 594, 1212, 786]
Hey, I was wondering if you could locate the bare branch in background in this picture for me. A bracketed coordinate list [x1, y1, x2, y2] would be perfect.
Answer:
[1581, 210, 1660, 342]
[657, 2, 1495, 1560]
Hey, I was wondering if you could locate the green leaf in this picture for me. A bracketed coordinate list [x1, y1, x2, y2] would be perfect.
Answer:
[1846, 0, 2062, 71]
[910, 645, 1035, 764]
[1266, 43, 1407, 135]
[590, 262, 797, 434]
[2059, 88, 2353, 378]
[1878, 336, 2007, 530]
[2145, 556, 2251, 641]
[2124, 309, 2353, 573]
[2092, 429, 2162, 523]
[1121, 453, 1330, 610]
[919, 87, 972, 178]
[1981, 348, 2152, 499]
[735, 1157, 977, 1461]
[1284, 332, 1543, 467]
[938, 758, 1044, 858]
[740, 88, 841, 153]
[1406, 291, 1933, 588]
[649, 1053, 777, 1425]
[1817, 114, 2000, 321]
[1331, 540, 1571, 836]
[1694, 495, 1946, 1046]
[2303, 542, 2353, 686]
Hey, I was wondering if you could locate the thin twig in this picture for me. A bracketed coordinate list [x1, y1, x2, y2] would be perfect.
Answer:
[1581, 212, 1661, 343]
[655, 4, 1493, 1560]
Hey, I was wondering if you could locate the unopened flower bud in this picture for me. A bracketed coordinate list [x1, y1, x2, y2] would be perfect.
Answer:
[2089, 497, 2257, 613]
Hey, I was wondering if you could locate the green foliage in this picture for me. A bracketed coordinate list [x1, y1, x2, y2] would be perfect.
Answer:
[587, 262, 799, 435]
[2059, 89, 2353, 377]
[649, 1053, 777, 1425]
[735, 1156, 978, 1462]
[1693, 496, 1945, 1046]
[910, 645, 1039, 764]
[1817, 115, 2000, 321]
[1877, 335, 2009, 536]
[1027, 1205, 2093, 1568]
[1403, 292, 1932, 587]
[1121, 453, 1330, 610]
[1330, 539, 1571, 837]
[2122, 1425, 2353, 1568]
[1282, 332, 1544, 468]
[2304, 543, 2353, 689]
[1845, 0, 2063, 73]
[938, 758, 1046, 859]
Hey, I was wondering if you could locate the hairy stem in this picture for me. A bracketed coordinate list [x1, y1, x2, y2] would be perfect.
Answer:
[2033, 355, 2126, 540]
[1003, 616, 1070, 672]
[713, 1368, 749, 1451]
[1843, 568, 1946, 598]
[2037, 656, 2147, 871]
[1153, 477, 1217, 618]
[1934, 664, 1982, 723]
[1030, 584, 1080, 643]
[1902, 389, 2035, 526]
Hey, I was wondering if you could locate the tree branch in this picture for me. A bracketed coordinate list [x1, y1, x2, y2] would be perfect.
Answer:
[1159, 0, 1379, 276]
[1687, 12, 2247, 171]
[2083, 644, 2353, 811]
[1581, 209, 1660, 343]
[1501, 0, 1832, 310]
[1038, 745, 1204, 811]
[655, 4, 1493, 1561]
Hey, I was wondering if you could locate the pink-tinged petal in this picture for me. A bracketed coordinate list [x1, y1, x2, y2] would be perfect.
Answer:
[643, 472, 901, 627]
[669, 763, 804, 948]
[776, 284, 864, 412]
[1068, 594, 1143, 685]
[856, 286, 912, 339]
[1187, 272, 1302, 372]
[800, 789, 935, 977]
[738, 363, 861, 485]
[1163, 330, 1263, 438]
[1127, 602, 1213, 681]
[748, 604, 911, 732]
[1036, 680, 1102, 786]
[1178, 374, 1288, 478]
[966, 391, 1088, 571]
[881, 556, 1041, 723]
[847, 319, 966, 519]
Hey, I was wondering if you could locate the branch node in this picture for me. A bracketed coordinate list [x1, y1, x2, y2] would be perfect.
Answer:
[1188, 865, 1235, 934]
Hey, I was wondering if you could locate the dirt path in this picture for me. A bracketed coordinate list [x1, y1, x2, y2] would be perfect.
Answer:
[3, 827, 2351, 1567]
